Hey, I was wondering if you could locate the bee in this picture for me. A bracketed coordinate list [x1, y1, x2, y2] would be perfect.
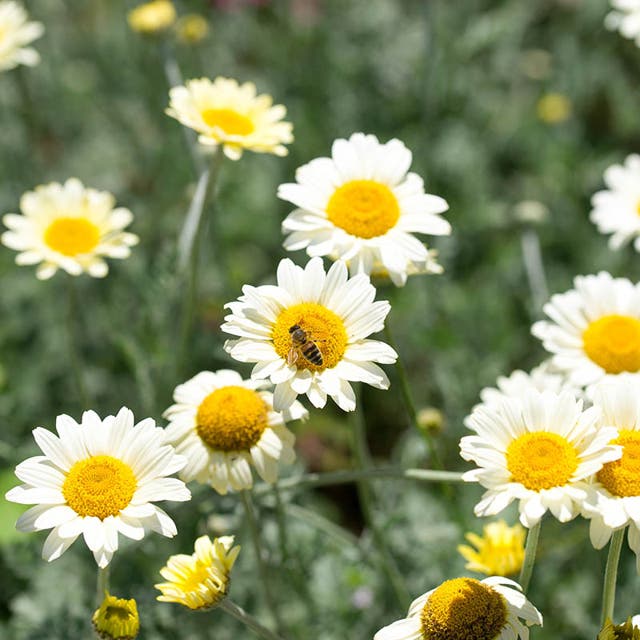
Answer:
[287, 324, 324, 367]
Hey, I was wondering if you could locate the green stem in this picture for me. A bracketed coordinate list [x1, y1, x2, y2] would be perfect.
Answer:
[600, 527, 626, 627]
[255, 467, 465, 495]
[66, 278, 89, 408]
[518, 520, 541, 594]
[272, 485, 289, 565]
[176, 149, 223, 374]
[239, 491, 286, 636]
[96, 565, 110, 606]
[219, 599, 287, 640]
[520, 227, 549, 314]
[352, 388, 411, 609]
[383, 322, 443, 469]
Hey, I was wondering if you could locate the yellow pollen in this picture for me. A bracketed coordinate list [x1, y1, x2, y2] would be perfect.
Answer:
[201, 108, 254, 136]
[582, 315, 640, 374]
[637, 201, 640, 216]
[597, 430, 640, 497]
[506, 431, 578, 491]
[196, 386, 268, 452]
[44, 217, 101, 256]
[272, 302, 348, 372]
[420, 577, 507, 640]
[63, 455, 137, 520]
[326, 180, 400, 239]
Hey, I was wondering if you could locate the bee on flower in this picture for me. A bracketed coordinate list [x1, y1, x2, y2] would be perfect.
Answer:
[222, 257, 398, 412]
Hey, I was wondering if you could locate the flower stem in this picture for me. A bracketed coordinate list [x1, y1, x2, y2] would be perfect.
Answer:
[219, 599, 287, 640]
[239, 490, 286, 636]
[383, 322, 443, 469]
[352, 387, 411, 609]
[96, 565, 110, 606]
[176, 149, 223, 374]
[66, 277, 89, 408]
[520, 228, 549, 314]
[600, 527, 625, 628]
[518, 520, 541, 594]
[272, 484, 289, 565]
[256, 467, 465, 494]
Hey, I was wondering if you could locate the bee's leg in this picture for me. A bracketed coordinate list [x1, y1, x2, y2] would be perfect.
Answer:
[287, 349, 299, 367]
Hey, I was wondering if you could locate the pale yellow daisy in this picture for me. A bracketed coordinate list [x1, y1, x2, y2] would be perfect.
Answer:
[0, 1, 43, 72]
[93, 593, 140, 640]
[1, 178, 139, 280]
[166, 77, 293, 160]
[155, 535, 240, 610]
[127, 0, 176, 34]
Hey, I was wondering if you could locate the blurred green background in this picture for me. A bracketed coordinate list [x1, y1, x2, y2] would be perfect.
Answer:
[1, 0, 639, 638]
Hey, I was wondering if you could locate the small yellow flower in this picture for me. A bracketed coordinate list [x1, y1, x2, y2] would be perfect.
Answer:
[155, 535, 240, 610]
[92, 593, 140, 640]
[457, 520, 526, 577]
[536, 92, 572, 124]
[166, 76, 293, 160]
[175, 14, 209, 44]
[128, 0, 176, 35]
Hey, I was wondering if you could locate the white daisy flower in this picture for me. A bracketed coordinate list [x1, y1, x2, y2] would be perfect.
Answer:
[590, 154, 640, 251]
[278, 133, 451, 287]
[605, 1, 640, 46]
[1, 178, 139, 280]
[477, 362, 576, 408]
[5, 408, 191, 568]
[222, 257, 397, 412]
[163, 369, 306, 495]
[374, 576, 542, 640]
[532, 272, 640, 387]
[0, 1, 44, 72]
[581, 377, 640, 572]
[166, 77, 293, 160]
[460, 390, 621, 528]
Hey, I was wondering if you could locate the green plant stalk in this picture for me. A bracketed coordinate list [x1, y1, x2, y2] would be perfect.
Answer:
[383, 322, 442, 469]
[272, 484, 289, 565]
[96, 565, 110, 606]
[352, 391, 411, 609]
[518, 520, 541, 594]
[219, 599, 287, 640]
[67, 277, 89, 408]
[520, 227, 549, 314]
[600, 527, 626, 628]
[176, 149, 223, 374]
[257, 467, 465, 494]
[239, 490, 286, 636]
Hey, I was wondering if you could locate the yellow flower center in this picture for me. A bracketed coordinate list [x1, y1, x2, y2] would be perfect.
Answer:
[582, 315, 640, 374]
[201, 108, 254, 136]
[420, 577, 507, 640]
[597, 430, 640, 497]
[326, 180, 400, 239]
[271, 302, 348, 372]
[44, 217, 101, 256]
[196, 386, 268, 452]
[63, 455, 137, 520]
[506, 432, 578, 491]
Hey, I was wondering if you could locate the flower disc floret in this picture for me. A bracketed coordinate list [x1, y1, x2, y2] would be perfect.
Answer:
[44, 217, 101, 256]
[506, 432, 578, 491]
[582, 315, 640, 374]
[373, 576, 542, 640]
[272, 302, 348, 371]
[420, 578, 507, 640]
[196, 386, 268, 452]
[63, 456, 137, 520]
[532, 272, 640, 386]
[597, 431, 640, 497]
